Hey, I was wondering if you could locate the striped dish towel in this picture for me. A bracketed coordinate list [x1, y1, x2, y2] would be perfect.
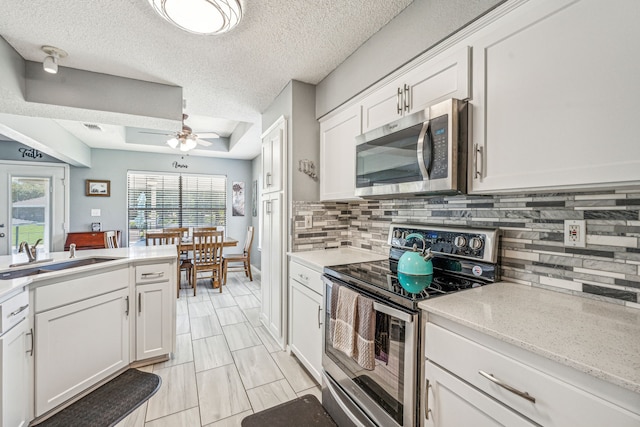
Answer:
[332, 285, 358, 357]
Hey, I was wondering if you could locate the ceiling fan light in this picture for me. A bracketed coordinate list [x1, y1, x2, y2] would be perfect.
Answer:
[181, 137, 198, 151]
[166, 137, 179, 148]
[148, 0, 242, 35]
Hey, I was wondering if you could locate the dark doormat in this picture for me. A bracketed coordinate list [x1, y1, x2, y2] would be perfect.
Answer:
[241, 394, 337, 427]
[34, 368, 161, 427]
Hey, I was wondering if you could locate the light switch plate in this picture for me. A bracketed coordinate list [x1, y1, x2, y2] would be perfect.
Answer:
[91, 209, 101, 217]
[564, 219, 586, 247]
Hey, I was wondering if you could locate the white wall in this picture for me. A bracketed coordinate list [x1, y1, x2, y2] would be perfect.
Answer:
[251, 155, 262, 269]
[69, 148, 254, 252]
[315, 0, 503, 117]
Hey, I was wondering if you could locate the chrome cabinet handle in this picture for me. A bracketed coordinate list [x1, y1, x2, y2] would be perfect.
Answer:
[9, 304, 28, 317]
[298, 273, 308, 282]
[425, 379, 432, 420]
[141, 272, 164, 278]
[474, 143, 483, 180]
[397, 87, 403, 114]
[317, 305, 322, 328]
[26, 328, 34, 356]
[403, 84, 410, 112]
[125, 296, 130, 316]
[138, 293, 142, 314]
[478, 370, 536, 403]
[266, 172, 272, 186]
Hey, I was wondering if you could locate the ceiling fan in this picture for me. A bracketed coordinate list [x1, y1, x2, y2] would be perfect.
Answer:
[141, 114, 220, 152]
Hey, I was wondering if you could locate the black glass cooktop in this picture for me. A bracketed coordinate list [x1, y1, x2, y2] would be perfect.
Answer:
[324, 258, 493, 310]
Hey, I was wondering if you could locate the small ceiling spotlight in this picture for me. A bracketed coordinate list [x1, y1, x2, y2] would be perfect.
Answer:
[41, 46, 68, 74]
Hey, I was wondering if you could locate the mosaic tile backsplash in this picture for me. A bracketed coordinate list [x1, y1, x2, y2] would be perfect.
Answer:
[292, 190, 640, 310]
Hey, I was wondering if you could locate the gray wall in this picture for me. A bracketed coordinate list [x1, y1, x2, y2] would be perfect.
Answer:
[70, 148, 254, 253]
[315, 0, 503, 116]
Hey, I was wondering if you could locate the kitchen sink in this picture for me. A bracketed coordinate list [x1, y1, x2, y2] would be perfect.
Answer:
[0, 257, 120, 280]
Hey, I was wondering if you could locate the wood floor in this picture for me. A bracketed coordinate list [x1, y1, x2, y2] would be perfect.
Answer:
[116, 270, 320, 427]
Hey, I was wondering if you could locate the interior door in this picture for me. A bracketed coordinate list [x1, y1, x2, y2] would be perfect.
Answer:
[0, 162, 69, 255]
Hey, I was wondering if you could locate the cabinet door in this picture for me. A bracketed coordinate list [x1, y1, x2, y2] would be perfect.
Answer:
[262, 119, 285, 193]
[470, 0, 640, 193]
[259, 193, 285, 348]
[289, 279, 322, 383]
[1, 319, 30, 427]
[319, 104, 362, 201]
[35, 288, 129, 416]
[406, 46, 470, 115]
[361, 79, 404, 133]
[425, 361, 535, 427]
[136, 282, 172, 360]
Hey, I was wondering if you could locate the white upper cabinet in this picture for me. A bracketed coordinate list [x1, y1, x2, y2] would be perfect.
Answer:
[469, 0, 640, 193]
[261, 118, 285, 194]
[361, 46, 470, 133]
[319, 104, 362, 201]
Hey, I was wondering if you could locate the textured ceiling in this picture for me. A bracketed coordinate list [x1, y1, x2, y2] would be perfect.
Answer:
[0, 0, 414, 159]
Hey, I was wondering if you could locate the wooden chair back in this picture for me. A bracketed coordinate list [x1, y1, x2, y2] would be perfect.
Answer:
[146, 231, 181, 246]
[242, 226, 254, 255]
[104, 230, 119, 248]
[192, 230, 224, 266]
[163, 227, 190, 239]
[193, 226, 218, 233]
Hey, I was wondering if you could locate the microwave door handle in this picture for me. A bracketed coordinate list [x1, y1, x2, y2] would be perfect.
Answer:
[417, 120, 431, 179]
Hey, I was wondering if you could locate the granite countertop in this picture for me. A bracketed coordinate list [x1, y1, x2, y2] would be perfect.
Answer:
[419, 282, 640, 394]
[0, 246, 177, 300]
[288, 247, 387, 272]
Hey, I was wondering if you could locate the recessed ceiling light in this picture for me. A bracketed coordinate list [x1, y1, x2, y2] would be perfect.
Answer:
[148, 0, 242, 35]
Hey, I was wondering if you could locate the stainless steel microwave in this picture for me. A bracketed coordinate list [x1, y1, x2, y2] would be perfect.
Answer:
[355, 98, 468, 198]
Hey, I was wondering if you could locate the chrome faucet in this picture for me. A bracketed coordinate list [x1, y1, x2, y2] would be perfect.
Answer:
[69, 243, 77, 258]
[18, 239, 42, 262]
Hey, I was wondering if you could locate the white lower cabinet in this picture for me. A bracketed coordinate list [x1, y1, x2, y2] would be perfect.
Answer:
[136, 281, 172, 360]
[289, 262, 323, 383]
[424, 322, 640, 427]
[425, 361, 535, 427]
[35, 287, 129, 416]
[1, 318, 31, 427]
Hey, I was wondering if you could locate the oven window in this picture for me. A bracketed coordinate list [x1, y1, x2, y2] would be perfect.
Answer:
[356, 124, 423, 188]
[325, 283, 407, 425]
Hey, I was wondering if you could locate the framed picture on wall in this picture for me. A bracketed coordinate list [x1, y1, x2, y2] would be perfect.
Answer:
[86, 179, 111, 197]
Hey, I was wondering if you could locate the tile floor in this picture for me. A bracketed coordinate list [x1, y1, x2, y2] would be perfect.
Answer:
[116, 270, 321, 427]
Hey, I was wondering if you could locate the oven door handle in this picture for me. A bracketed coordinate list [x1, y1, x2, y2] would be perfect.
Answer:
[373, 301, 413, 323]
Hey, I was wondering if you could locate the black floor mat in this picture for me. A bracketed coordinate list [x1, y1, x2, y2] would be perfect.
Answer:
[34, 369, 161, 427]
[242, 394, 336, 427]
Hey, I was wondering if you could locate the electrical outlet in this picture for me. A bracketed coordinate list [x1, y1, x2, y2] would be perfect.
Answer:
[564, 220, 586, 247]
[304, 215, 313, 229]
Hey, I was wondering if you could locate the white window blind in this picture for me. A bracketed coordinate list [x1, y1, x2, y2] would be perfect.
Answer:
[127, 172, 226, 245]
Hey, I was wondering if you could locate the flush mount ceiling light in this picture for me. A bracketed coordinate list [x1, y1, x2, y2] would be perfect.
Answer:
[41, 45, 67, 74]
[148, 0, 242, 35]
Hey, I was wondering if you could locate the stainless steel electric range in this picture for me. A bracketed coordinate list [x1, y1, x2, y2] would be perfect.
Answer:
[321, 223, 500, 427]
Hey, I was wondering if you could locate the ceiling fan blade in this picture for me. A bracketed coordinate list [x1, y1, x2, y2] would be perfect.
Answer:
[139, 130, 174, 136]
[197, 132, 220, 139]
[195, 138, 212, 147]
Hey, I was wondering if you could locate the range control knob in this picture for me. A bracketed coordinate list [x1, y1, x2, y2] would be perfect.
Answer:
[453, 235, 467, 248]
[469, 236, 483, 251]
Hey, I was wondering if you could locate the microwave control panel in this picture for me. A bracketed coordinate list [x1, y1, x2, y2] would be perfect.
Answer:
[428, 114, 449, 180]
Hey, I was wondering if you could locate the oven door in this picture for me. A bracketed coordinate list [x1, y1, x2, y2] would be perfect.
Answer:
[322, 276, 418, 427]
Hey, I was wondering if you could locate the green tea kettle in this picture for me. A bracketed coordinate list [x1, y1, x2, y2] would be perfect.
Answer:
[398, 233, 434, 276]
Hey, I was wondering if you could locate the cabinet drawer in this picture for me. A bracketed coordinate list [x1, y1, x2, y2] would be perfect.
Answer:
[289, 261, 322, 294]
[0, 289, 29, 334]
[135, 263, 172, 285]
[425, 323, 640, 427]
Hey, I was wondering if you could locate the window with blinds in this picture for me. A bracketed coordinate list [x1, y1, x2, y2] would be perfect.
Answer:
[127, 172, 227, 245]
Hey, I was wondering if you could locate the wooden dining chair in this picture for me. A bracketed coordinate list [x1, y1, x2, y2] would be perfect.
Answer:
[193, 226, 217, 233]
[222, 226, 254, 286]
[146, 231, 186, 297]
[163, 227, 190, 239]
[192, 230, 224, 294]
[104, 230, 119, 248]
